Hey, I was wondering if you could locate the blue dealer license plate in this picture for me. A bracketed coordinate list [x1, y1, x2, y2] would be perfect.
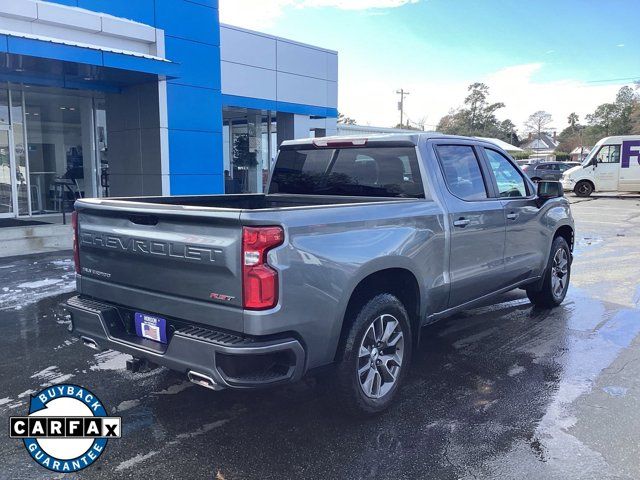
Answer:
[134, 312, 167, 344]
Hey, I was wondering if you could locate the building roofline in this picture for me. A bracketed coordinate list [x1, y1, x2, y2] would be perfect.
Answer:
[220, 23, 338, 55]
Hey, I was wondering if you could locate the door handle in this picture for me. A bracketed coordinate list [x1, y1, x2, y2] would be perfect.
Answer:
[453, 218, 471, 227]
[506, 212, 518, 220]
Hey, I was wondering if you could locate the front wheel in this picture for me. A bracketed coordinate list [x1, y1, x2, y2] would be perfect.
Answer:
[526, 236, 571, 308]
[334, 294, 412, 416]
[574, 180, 593, 197]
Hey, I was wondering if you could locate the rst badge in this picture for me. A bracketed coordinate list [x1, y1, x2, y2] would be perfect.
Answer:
[9, 384, 121, 473]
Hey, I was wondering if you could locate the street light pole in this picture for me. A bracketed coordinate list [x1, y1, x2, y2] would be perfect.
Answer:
[396, 89, 410, 127]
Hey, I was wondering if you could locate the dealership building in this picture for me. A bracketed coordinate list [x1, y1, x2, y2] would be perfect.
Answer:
[0, 0, 338, 219]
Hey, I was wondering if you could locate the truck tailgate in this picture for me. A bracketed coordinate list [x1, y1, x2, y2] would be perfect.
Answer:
[76, 203, 244, 326]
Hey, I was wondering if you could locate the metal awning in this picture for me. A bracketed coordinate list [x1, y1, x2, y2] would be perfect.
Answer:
[0, 30, 179, 82]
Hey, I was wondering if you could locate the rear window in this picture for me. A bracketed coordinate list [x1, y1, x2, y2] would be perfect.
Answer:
[269, 147, 424, 198]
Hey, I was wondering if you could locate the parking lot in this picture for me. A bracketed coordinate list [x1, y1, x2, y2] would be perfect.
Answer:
[1, 195, 639, 480]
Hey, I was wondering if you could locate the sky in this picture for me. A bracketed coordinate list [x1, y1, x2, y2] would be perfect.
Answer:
[219, 0, 640, 135]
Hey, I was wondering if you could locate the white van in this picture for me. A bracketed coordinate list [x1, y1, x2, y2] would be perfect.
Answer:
[561, 135, 640, 196]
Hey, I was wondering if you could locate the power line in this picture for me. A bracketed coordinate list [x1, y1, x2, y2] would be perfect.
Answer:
[585, 75, 640, 84]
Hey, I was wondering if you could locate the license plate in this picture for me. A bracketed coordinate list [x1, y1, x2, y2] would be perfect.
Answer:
[134, 312, 167, 344]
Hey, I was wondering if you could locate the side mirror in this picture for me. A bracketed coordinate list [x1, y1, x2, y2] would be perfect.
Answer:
[537, 180, 563, 205]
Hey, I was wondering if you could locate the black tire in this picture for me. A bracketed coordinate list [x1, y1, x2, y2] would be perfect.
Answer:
[574, 180, 593, 197]
[531, 177, 541, 183]
[526, 236, 571, 308]
[334, 293, 412, 416]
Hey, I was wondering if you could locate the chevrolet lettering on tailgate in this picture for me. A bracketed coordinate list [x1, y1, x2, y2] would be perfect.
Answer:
[80, 232, 223, 263]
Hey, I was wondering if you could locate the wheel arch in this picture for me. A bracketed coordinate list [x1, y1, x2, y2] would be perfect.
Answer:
[333, 267, 421, 362]
[554, 224, 574, 252]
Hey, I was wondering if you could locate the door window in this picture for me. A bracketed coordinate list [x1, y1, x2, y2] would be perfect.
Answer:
[595, 145, 621, 163]
[435, 145, 488, 201]
[485, 149, 528, 198]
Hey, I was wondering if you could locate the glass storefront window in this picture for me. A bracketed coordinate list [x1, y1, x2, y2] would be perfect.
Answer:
[223, 107, 274, 194]
[11, 90, 29, 215]
[25, 89, 102, 214]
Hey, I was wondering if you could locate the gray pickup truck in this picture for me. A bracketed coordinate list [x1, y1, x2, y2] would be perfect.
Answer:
[65, 133, 574, 415]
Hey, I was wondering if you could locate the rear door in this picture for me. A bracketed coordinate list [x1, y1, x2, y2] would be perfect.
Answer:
[433, 143, 506, 307]
[481, 147, 545, 284]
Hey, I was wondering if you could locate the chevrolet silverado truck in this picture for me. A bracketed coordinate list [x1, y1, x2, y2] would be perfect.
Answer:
[65, 133, 574, 415]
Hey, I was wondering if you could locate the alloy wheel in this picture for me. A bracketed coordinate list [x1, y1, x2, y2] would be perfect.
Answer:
[357, 314, 404, 399]
[551, 248, 569, 299]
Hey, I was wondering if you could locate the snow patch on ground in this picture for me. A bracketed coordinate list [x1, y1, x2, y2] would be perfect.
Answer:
[115, 399, 141, 412]
[153, 381, 194, 395]
[90, 350, 130, 371]
[0, 275, 75, 311]
[17, 278, 64, 289]
[0, 397, 11, 406]
[30, 365, 75, 386]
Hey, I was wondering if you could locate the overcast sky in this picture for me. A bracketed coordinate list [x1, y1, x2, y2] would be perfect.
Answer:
[219, 0, 639, 134]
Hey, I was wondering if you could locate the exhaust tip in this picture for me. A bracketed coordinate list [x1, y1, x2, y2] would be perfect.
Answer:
[81, 336, 100, 351]
[187, 371, 219, 390]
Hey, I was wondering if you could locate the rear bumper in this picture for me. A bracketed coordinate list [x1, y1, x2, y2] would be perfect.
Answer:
[63, 295, 306, 390]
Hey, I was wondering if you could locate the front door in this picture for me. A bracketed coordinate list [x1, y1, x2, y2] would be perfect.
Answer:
[0, 126, 16, 218]
[482, 147, 546, 284]
[593, 144, 621, 191]
[433, 143, 506, 307]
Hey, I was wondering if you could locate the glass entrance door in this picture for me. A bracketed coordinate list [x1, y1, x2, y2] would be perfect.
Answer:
[0, 126, 16, 218]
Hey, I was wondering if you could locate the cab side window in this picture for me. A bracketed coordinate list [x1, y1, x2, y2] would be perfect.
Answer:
[484, 149, 528, 198]
[595, 145, 621, 163]
[435, 145, 488, 201]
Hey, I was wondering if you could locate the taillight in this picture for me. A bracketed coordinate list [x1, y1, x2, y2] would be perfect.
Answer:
[71, 211, 80, 274]
[242, 226, 284, 310]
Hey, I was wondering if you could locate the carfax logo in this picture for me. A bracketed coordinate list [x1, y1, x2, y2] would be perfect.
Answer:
[9, 384, 121, 473]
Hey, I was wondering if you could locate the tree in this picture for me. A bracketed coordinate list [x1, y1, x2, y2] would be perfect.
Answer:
[337, 113, 356, 125]
[585, 86, 639, 136]
[525, 111, 553, 137]
[567, 112, 579, 133]
[435, 83, 514, 142]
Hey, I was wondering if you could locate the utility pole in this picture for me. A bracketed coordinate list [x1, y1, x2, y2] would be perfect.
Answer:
[396, 89, 409, 127]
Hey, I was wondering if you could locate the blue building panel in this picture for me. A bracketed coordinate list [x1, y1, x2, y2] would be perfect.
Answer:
[221, 94, 338, 118]
[45, 0, 79, 6]
[170, 174, 223, 195]
[167, 83, 222, 133]
[165, 37, 222, 90]
[155, 0, 220, 45]
[168, 130, 223, 175]
[77, 0, 156, 25]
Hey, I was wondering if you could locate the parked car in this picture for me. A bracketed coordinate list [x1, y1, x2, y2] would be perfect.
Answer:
[562, 135, 640, 197]
[522, 161, 581, 182]
[65, 133, 574, 415]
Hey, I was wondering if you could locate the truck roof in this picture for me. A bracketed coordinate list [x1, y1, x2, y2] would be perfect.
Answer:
[281, 132, 507, 149]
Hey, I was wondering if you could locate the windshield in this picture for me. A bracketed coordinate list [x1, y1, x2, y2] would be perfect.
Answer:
[269, 147, 425, 198]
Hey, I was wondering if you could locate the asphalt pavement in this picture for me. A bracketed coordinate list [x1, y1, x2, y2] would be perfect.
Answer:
[1, 195, 639, 480]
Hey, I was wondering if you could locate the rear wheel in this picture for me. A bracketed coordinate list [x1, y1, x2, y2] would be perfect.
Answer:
[527, 236, 571, 308]
[574, 180, 593, 197]
[335, 293, 412, 416]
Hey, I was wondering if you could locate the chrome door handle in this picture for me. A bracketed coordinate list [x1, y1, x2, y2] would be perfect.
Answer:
[453, 218, 471, 227]
[506, 213, 518, 220]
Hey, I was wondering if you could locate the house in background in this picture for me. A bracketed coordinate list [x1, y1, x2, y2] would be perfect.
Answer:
[521, 132, 559, 160]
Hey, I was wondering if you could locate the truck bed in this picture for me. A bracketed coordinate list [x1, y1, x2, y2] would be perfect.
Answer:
[78, 193, 413, 212]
